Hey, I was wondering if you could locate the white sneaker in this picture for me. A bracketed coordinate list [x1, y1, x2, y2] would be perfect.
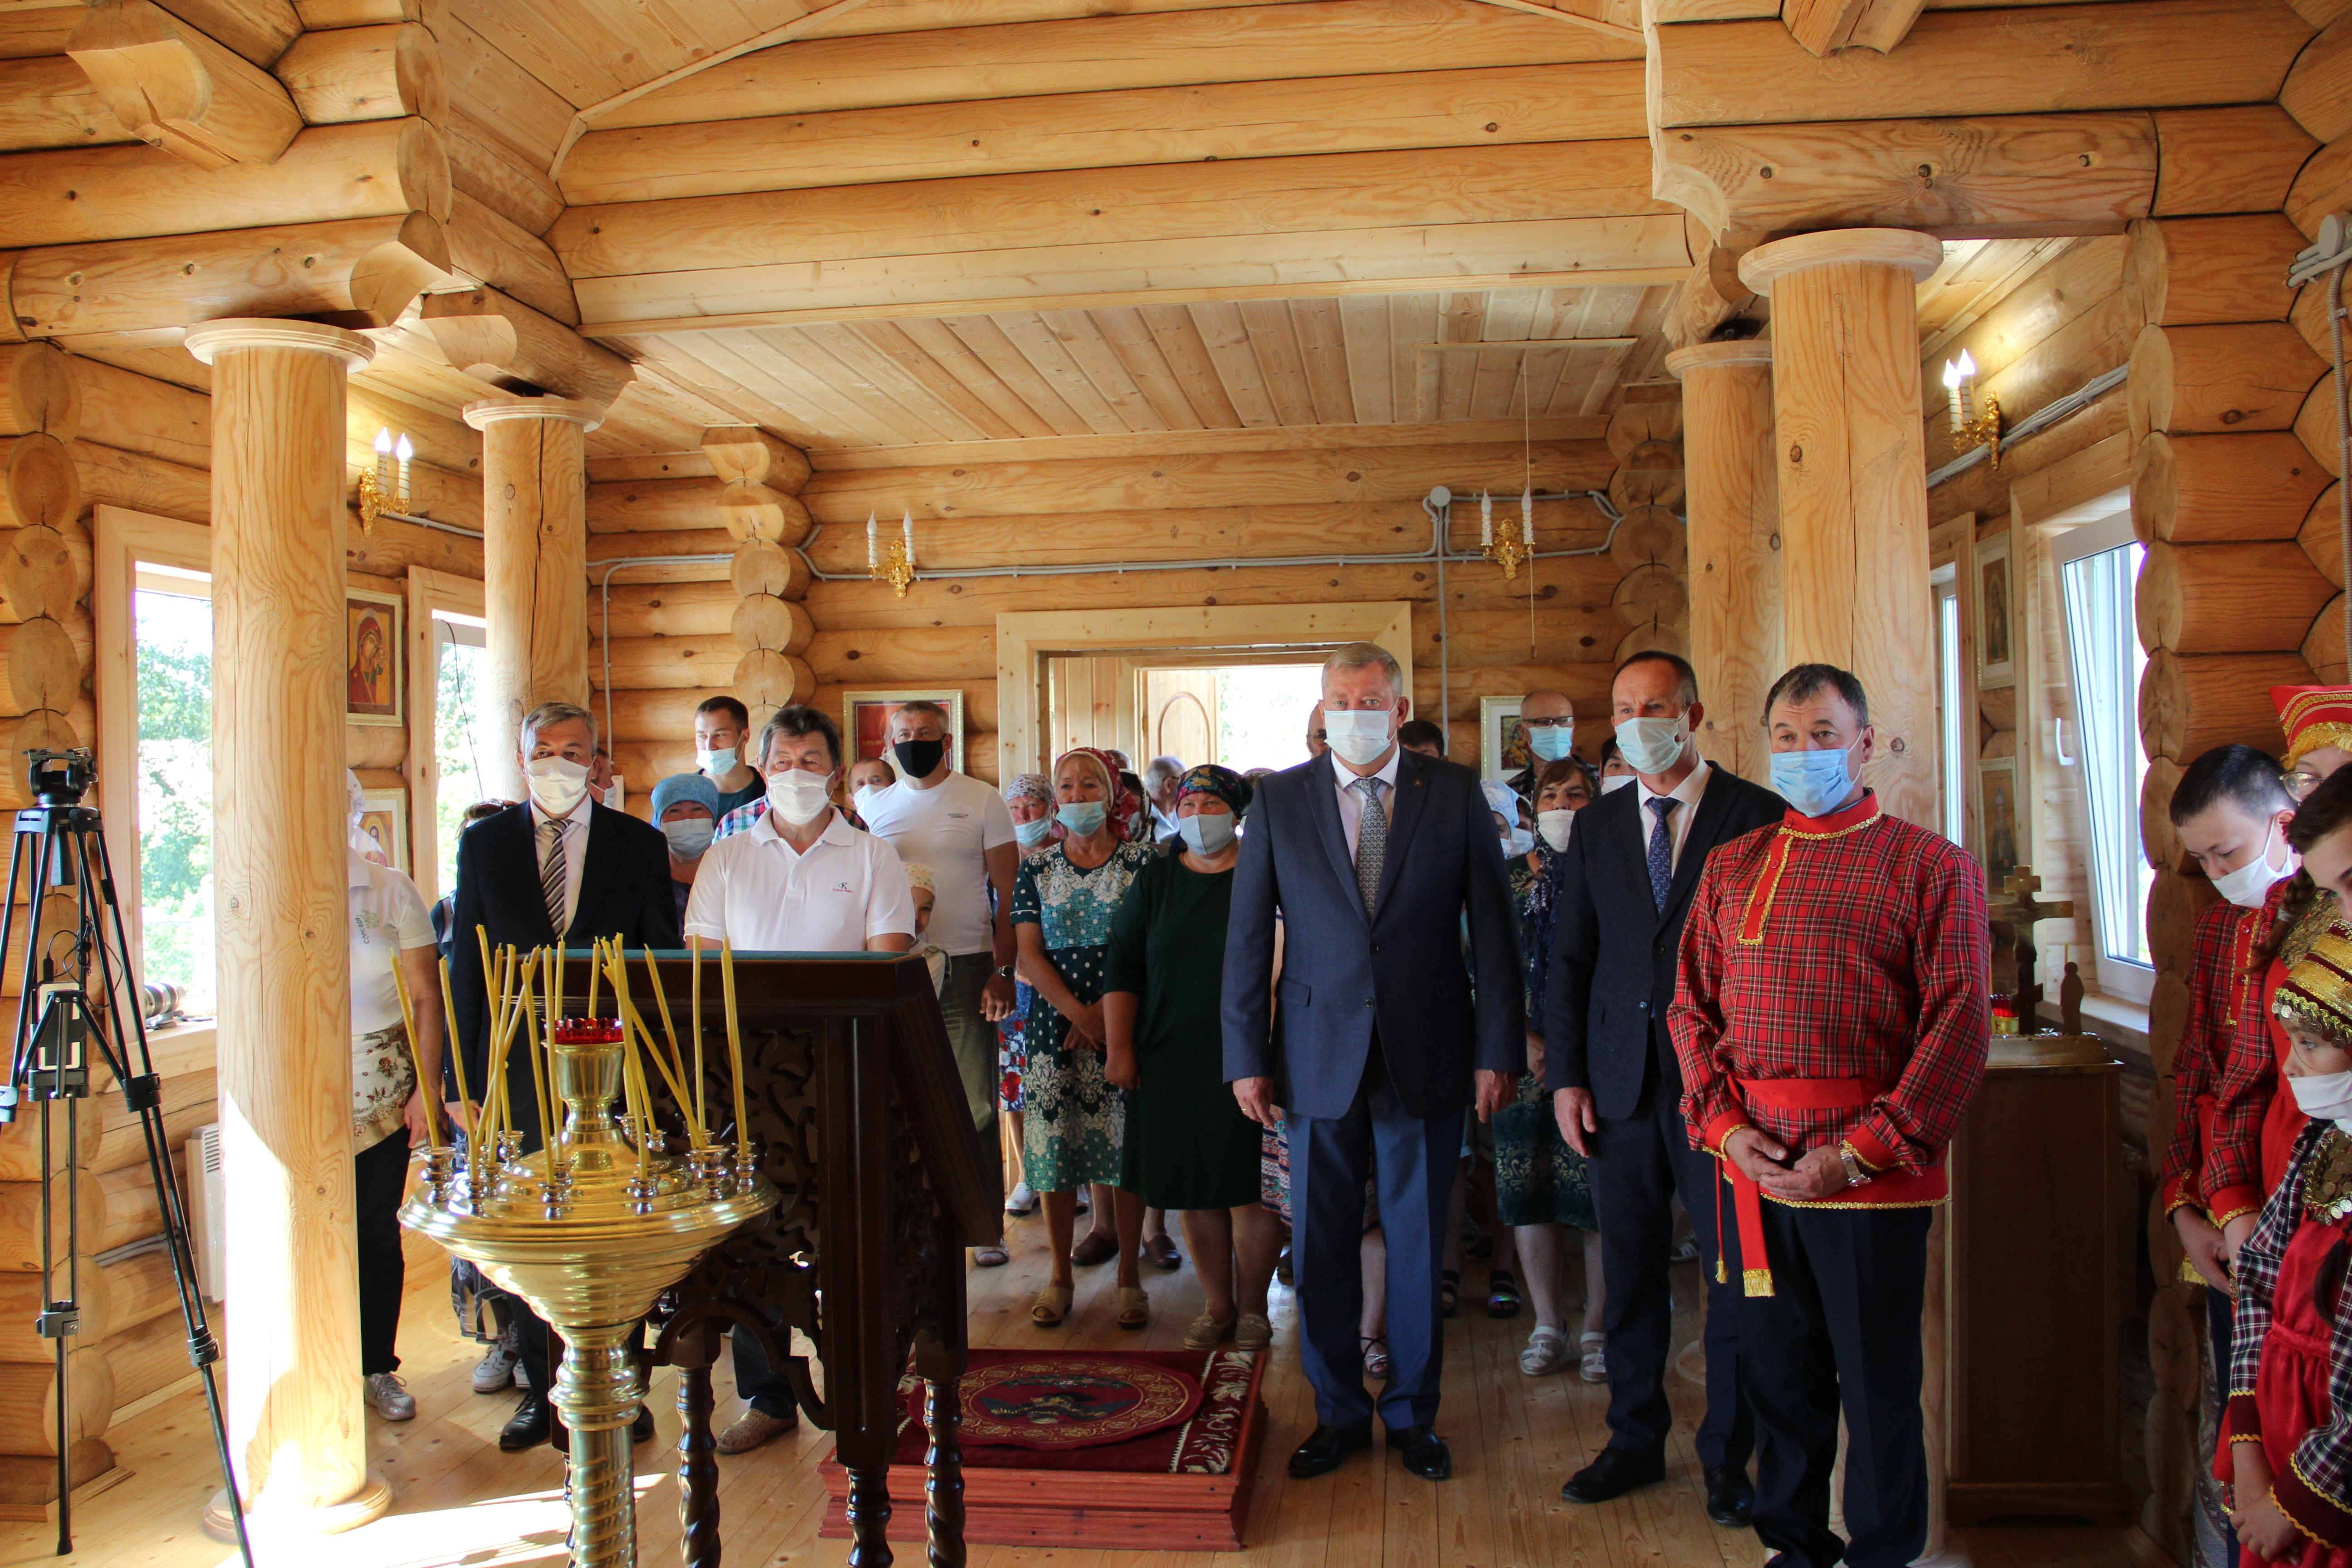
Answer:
[1004, 1181, 1037, 1215]
[366, 1372, 416, 1421]
[472, 1341, 520, 1394]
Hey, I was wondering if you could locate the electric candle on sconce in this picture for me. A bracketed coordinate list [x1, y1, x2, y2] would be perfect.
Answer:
[868, 507, 917, 597]
[1480, 489, 1493, 546]
[1941, 349, 2005, 468]
[359, 426, 412, 533]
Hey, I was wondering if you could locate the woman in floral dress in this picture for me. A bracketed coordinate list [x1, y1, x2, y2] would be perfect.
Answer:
[1012, 747, 1155, 1327]
[997, 773, 1062, 1220]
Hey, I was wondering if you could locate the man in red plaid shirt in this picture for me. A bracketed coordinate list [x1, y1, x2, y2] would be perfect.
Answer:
[1669, 663, 1989, 1568]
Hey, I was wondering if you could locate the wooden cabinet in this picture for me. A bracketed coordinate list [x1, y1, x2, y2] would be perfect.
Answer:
[1945, 1049, 2132, 1525]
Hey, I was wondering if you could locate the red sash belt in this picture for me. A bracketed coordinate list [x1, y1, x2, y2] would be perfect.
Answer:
[1718, 1077, 1891, 1299]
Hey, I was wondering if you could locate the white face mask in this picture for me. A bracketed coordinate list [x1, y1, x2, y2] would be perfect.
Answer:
[1615, 714, 1688, 776]
[1600, 774, 1636, 795]
[1537, 808, 1576, 851]
[2210, 821, 2293, 910]
[765, 768, 834, 826]
[524, 754, 591, 817]
[853, 782, 887, 807]
[2288, 1068, 2352, 1134]
[1323, 707, 1395, 767]
[662, 818, 714, 860]
[1178, 812, 1237, 856]
[697, 745, 739, 775]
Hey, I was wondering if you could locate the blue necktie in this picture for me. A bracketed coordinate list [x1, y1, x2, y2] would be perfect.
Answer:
[1646, 796, 1678, 912]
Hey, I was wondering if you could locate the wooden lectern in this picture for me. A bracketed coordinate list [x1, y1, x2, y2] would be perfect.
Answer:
[605, 951, 998, 1568]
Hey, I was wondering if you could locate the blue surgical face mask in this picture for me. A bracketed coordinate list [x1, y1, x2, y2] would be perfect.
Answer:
[1527, 724, 1577, 762]
[1501, 827, 1535, 858]
[1056, 800, 1107, 837]
[1178, 811, 1237, 856]
[661, 818, 714, 860]
[1615, 714, 1687, 776]
[1014, 815, 1054, 848]
[1769, 742, 1862, 819]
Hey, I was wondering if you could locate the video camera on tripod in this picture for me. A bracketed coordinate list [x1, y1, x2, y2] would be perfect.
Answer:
[0, 748, 250, 1561]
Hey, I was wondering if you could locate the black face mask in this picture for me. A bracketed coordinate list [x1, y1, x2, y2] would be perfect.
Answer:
[893, 738, 947, 779]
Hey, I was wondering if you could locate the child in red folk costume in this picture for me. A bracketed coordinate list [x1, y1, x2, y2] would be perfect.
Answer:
[2225, 923, 2352, 1567]
[2168, 746, 2301, 1566]
[2217, 691, 2352, 1217]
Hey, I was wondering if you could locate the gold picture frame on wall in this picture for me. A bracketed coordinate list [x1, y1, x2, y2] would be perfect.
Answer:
[346, 586, 403, 726]
[1977, 755, 2022, 891]
[357, 785, 407, 872]
[1974, 534, 2016, 691]
[1479, 696, 1528, 784]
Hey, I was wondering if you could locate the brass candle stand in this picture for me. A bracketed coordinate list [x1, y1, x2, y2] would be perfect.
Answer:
[401, 941, 774, 1568]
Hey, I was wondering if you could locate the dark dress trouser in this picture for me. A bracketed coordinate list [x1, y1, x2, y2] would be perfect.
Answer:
[354, 1127, 411, 1376]
[1740, 1201, 1933, 1568]
[1288, 1037, 1458, 1431]
[1589, 1056, 1753, 1470]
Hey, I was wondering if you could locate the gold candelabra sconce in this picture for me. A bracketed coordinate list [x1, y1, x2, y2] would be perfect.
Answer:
[1941, 352, 2005, 470]
[358, 426, 415, 534]
[1480, 488, 1533, 580]
[867, 507, 917, 598]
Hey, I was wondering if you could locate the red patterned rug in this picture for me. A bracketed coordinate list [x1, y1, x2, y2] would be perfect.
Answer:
[916, 1354, 1205, 1451]
[820, 1348, 1270, 1549]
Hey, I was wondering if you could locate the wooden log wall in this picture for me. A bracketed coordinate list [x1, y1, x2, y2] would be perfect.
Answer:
[587, 416, 1681, 796]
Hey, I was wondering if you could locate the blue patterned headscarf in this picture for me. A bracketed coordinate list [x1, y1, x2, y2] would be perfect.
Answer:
[1177, 764, 1252, 816]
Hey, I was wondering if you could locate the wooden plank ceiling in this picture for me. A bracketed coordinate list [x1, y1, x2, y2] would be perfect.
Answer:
[607, 286, 1672, 452]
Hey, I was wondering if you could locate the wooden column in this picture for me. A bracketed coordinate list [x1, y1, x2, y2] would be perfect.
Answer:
[1667, 340, 1781, 783]
[1739, 230, 1945, 826]
[465, 396, 597, 800]
[181, 318, 390, 1538]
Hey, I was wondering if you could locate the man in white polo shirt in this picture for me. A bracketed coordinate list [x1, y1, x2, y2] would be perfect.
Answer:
[683, 704, 916, 956]
[681, 701, 915, 1457]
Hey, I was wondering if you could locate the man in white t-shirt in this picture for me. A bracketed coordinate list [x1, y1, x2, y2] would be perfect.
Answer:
[857, 700, 1018, 1161]
[680, 702, 916, 1457]
[347, 848, 444, 1425]
[682, 705, 917, 955]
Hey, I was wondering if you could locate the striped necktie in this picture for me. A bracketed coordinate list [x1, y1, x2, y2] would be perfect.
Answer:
[1352, 775, 1387, 916]
[540, 816, 569, 936]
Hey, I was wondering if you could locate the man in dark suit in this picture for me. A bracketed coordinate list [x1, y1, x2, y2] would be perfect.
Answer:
[1545, 650, 1784, 1525]
[448, 699, 681, 1451]
[1223, 643, 1519, 1484]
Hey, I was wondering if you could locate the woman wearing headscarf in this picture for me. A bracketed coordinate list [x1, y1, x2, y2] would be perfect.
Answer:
[997, 773, 1060, 1220]
[1103, 765, 1279, 1349]
[1011, 748, 1156, 1327]
[1498, 755, 1606, 1378]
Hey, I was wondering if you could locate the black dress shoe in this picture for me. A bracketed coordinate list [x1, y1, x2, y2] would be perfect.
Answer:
[1703, 1463, 1754, 1526]
[1288, 1423, 1373, 1479]
[500, 1392, 553, 1452]
[1559, 1446, 1666, 1503]
[1386, 1424, 1452, 1481]
[632, 1404, 656, 1445]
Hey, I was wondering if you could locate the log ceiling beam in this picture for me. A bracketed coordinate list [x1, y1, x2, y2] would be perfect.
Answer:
[1781, 0, 1929, 55]
[1655, 0, 2311, 127]
[1463, 0, 1642, 44]
[68, 0, 303, 168]
[152, 0, 300, 68]
[588, 0, 1637, 132]
[558, 61, 1646, 206]
[421, 285, 635, 408]
[0, 57, 128, 155]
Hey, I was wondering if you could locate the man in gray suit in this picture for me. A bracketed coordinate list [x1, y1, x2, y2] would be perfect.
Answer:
[1223, 643, 1520, 1483]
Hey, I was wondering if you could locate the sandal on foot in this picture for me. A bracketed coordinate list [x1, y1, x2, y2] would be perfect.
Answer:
[1183, 1311, 1235, 1349]
[1361, 1335, 1392, 1380]
[972, 1244, 1008, 1267]
[1235, 1313, 1274, 1352]
[1440, 1269, 1460, 1319]
[1031, 1283, 1074, 1327]
[1486, 1269, 1522, 1319]
[1519, 1326, 1570, 1376]
[1113, 1286, 1151, 1330]
[1578, 1331, 1608, 1383]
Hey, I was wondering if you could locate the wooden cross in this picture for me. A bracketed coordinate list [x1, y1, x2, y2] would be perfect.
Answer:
[1989, 866, 2075, 1023]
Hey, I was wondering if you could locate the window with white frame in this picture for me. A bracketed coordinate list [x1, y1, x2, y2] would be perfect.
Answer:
[2054, 501, 2151, 1003]
[1931, 564, 1966, 846]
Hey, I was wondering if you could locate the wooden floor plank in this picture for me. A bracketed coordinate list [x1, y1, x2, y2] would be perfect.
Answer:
[0, 1204, 2166, 1568]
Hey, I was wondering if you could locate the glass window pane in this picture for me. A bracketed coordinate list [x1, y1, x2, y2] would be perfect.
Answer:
[134, 586, 215, 1016]
[1938, 589, 1965, 845]
[435, 619, 490, 895]
[2060, 540, 2152, 976]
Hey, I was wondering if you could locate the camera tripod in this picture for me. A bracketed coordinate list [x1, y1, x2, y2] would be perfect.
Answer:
[0, 750, 250, 1563]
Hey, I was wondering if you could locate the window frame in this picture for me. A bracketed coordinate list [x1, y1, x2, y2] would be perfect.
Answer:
[405, 568, 486, 906]
[1930, 563, 1966, 846]
[2050, 501, 2150, 1004]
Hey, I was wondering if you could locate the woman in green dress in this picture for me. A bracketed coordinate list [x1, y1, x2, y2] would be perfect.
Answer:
[1495, 756, 1607, 1379]
[1104, 765, 1281, 1351]
[1013, 746, 1156, 1328]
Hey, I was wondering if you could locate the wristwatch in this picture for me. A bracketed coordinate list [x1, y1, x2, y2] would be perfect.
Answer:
[993, 964, 1015, 980]
[1837, 1140, 1873, 1189]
